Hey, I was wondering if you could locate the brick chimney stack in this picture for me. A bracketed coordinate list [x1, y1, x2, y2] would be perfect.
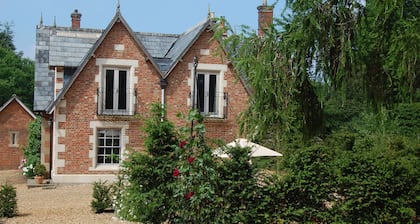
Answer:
[71, 9, 82, 29]
[257, 0, 273, 36]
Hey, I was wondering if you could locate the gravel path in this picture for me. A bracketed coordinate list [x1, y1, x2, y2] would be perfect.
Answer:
[0, 170, 132, 224]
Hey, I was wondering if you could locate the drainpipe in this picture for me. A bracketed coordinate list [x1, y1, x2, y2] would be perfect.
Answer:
[190, 56, 199, 138]
[160, 79, 168, 120]
[47, 116, 53, 179]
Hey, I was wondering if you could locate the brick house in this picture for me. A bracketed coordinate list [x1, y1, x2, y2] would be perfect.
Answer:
[33, 4, 273, 183]
[0, 95, 36, 170]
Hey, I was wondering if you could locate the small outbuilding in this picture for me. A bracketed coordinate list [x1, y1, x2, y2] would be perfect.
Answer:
[0, 95, 36, 170]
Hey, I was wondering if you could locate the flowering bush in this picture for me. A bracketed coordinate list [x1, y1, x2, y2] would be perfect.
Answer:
[113, 104, 282, 223]
[20, 117, 41, 178]
[19, 159, 35, 178]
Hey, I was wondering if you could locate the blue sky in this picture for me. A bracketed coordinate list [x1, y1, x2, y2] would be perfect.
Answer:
[0, 0, 285, 60]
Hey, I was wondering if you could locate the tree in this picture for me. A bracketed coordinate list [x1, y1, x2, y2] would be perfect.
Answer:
[0, 22, 34, 108]
[216, 0, 419, 142]
[0, 22, 15, 51]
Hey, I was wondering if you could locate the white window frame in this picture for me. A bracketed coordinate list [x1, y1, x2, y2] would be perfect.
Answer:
[189, 63, 227, 118]
[103, 67, 129, 114]
[196, 71, 219, 115]
[95, 58, 138, 116]
[89, 121, 129, 171]
[96, 129, 121, 165]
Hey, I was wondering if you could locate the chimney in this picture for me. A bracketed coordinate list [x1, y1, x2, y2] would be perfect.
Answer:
[257, 0, 273, 36]
[71, 9, 82, 29]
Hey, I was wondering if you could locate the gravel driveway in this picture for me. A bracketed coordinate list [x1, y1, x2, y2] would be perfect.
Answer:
[0, 170, 131, 224]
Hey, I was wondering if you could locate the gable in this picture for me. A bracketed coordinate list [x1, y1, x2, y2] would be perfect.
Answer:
[0, 96, 36, 121]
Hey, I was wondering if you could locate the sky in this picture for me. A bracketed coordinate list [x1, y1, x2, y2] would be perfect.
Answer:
[0, 0, 285, 60]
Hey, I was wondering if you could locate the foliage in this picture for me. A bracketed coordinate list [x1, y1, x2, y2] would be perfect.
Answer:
[33, 163, 46, 177]
[215, 0, 419, 144]
[91, 180, 114, 213]
[279, 130, 419, 223]
[389, 103, 420, 138]
[115, 104, 178, 223]
[114, 104, 284, 223]
[0, 22, 15, 51]
[0, 184, 17, 218]
[21, 117, 41, 178]
[0, 22, 34, 108]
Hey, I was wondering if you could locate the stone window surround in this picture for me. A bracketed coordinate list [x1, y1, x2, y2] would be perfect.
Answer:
[188, 63, 227, 118]
[88, 120, 129, 171]
[95, 58, 139, 115]
[9, 131, 19, 147]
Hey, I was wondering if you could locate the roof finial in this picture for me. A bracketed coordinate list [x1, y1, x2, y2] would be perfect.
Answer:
[53, 16, 56, 28]
[262, 0, 267, 6]
[208, 4, 215, 19]
[116, 0, 121, 13]
[40, 13, 43, 27]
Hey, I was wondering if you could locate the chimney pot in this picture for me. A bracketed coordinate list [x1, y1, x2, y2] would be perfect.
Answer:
[71, 9, 82, 29]
[257, 2, 273, 36]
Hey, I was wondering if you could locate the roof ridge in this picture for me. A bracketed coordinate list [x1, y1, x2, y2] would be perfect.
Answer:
[136, 32, 180, 37]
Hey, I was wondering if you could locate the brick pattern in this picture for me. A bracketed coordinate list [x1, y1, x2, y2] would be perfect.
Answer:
[48, 23, 249, 176]
[0, 100, 34, 170]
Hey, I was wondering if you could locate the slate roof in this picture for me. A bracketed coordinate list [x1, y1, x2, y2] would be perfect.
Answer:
[34, 10, 211, 112]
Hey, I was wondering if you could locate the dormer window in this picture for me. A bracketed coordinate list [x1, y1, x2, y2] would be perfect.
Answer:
[104, 68, 128, 111]
[96, 58, 138, 116]
[190, 63, 228, 118]
[197, 72, 219, 115]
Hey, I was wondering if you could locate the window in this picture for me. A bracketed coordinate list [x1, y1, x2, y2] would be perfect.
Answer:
[105, 68, 127, 111]
[98, 67, 135, 115]
[96, 58, 138, 116]
[97, 129, 121, 165]
[195, 72, 222, 116]
[9, 132, 18, 147]
[189, 63, 228, 118]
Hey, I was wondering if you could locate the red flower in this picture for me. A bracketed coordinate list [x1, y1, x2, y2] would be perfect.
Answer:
[185, 191, 194, 200]
[179, 140, 187, 148]
[187, 156, 195, 164]
[173, 168, 180, 177]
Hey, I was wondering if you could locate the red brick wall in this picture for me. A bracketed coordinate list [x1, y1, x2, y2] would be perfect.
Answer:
[57, 23, 248, 174]
[165, 28, 249, 143]
[0, 100, 34, 170]
[57, 22, 161, 174]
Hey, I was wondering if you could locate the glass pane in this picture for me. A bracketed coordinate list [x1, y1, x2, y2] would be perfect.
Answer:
[106, 148, 112, 154]
[118, 70, 127, 110]
[98, 156, 104, 164]
[197, 74, 205, 112]
[98, 139, 104, 147]
[105, 70, 114, 109]
[209, 75, 217, 113]
[106, 139, 112, 146]
[98, 148, 105, 154]
[113, 139, 120, 146]
[113, 148, 120, 155]
[105, 157, 111, 163]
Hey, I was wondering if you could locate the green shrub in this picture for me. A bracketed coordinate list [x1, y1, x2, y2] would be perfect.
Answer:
[91, 180, 113, 213]
[279, 130, 419, 223]
[21, 117, 42, 178]
[0, 184, 17, 218]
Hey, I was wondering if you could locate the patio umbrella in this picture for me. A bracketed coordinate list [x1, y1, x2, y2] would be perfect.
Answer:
[214, 138, 283, 158]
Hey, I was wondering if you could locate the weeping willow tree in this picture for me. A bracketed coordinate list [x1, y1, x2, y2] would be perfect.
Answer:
[214, 0, 419, 144]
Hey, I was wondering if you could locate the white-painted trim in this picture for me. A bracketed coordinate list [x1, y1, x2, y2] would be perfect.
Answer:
[51, 173, 118, 184]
